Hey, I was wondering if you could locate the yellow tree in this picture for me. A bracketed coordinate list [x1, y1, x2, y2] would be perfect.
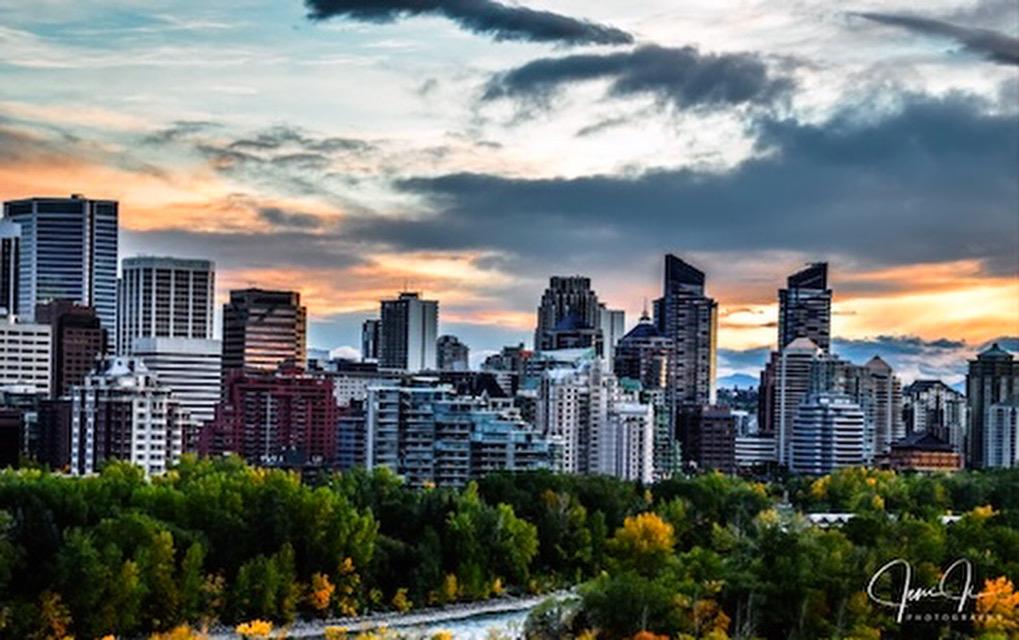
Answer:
[308, 573, 335, 615]
[609, 513, 675, 576]
[976, 576, 1019, 636]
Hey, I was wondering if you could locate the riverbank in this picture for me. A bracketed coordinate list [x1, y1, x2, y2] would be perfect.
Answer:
[207, 590, 576, 639]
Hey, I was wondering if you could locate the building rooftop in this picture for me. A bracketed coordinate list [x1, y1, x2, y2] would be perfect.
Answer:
[891, 431, 955, 452]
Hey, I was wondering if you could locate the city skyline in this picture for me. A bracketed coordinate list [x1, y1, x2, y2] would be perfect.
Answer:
[0, 0, 1016, 384]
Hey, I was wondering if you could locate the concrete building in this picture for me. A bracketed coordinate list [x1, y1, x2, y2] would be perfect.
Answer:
[361, 318, 381, 362]
[365, 383, 549, 487]
[599, 306, 626, 363]
[653, 255, 717, 408]
[761, 336, 823, 466]
[36, 300, 105, 398]
[130, 337, 222, 450]
[903, 380, 968, 451]
[602, 401, 655, 482]
[984, 396, 1018, 468]
[69, 357, 184, 476]
[735, 433, 777, 470]
[117, 257, 215, 354]
[379, 292, 438, 372]
[887, 432, 962, 472]
[222, 289, 307, 373]
[966, 343, 1019, 468]
[2, 195, 118, 335]
[790, 393, 865, 475]
[0, 315, 51, 395]
[200, 365, 337, 466]
[437, 334, 470, 371]
[0, 220, 19, 316]
[678, 405, 737, 473]
[778, 263, 832, 353]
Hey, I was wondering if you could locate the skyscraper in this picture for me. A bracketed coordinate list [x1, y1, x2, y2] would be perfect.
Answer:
[35, 300, 106, 398]
[653, 255, 718, 407]
[535, 276, 602, 352]
[361, 318, 381, 362]
[0, 220, 19, 316]
[613, 311, 671, 390]
[2, 195, 118, 335]
[117, 257, 215, 353]
[778, 262, 832, 353]
[436, 334, 470, 371]
[966, 343, 1019, 468]
[379, 292, 438, 372]
[222, 289, 307, 373]
[761, 336, 823, 466]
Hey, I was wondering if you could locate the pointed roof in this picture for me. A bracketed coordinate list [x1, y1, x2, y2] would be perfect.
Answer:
[978, 342, 1013, 360]
[866, 355, 892, 371]
[620, 315, 663, 342]
[891, 431, 954, 452]
[782, 336, 821, 354]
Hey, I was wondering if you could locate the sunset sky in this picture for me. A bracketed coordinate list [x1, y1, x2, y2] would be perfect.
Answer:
[1, 0, 1016, 383]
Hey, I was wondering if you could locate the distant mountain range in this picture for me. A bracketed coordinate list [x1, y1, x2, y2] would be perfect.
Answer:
[717, 373, 758, 389]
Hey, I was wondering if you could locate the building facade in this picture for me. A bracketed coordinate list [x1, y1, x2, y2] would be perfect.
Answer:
[222, 289, 307, 373]
[984, 397, 1018, 468]
[653, 255, 717, 408]
[790, 392, 866, 475]
[200, 366, 337, 466]
[778, 262, 832, 353]
[36, 300, 105, 398]
[117, 257, 215, 353]
[2, 195, 118, 335]
[0, 316, 51, 395]
[379, 292, 438, 372]
[0, 220, 19, 316]
[966, 344, 1019, 468]
[361, 318, 381, 362]
[130, 337, 222, 449]
[69, 357, 183, 476]
[903, 379, 968, 451]
[436, 334, 470, 371]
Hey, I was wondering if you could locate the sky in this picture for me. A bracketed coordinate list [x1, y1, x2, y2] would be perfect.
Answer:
[0, 0, 1017, 385]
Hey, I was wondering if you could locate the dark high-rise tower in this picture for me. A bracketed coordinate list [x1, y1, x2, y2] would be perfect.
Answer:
[535, 276, 602, 352]
[35, 300, 106, 398]
[778, 262, 832, 353]
[966, 343, 1019, 469]
[380, 292, 438, 372]
[2, 195, 118, 336]
[222, 289, 306, 373]
[0, 220, 19, 316]
[653, 255, 717, 407]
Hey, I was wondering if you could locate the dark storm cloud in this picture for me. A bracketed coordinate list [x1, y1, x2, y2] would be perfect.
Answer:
[304, 0, 633, 46]
[347, 93, 1017, 273]
[854, 12, 1019, 65]
[122, 228, 363, 271]
[482, 45, 793, 110]
[257, 206, 324, 229]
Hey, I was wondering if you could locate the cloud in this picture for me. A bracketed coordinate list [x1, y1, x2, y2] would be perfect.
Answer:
[854, 12, 1019, 65]
[719, 335, 1019, 385]
[354, 93, 1016, 274]
[482, 45, 793, 111]
[257, 206, 324, 230]
[304, 0, 633, 46]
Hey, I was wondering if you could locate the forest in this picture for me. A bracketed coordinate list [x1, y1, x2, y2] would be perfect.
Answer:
[1, 457, 1017, 639]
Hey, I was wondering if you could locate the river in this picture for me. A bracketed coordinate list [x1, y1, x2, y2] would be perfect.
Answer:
[209, 591, 574, 639]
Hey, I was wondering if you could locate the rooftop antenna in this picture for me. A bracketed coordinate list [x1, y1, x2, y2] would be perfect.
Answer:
[641, 297, 649, 320]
